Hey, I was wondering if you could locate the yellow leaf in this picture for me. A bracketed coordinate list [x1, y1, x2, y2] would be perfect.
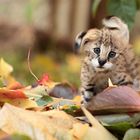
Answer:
[44, 81, 60, 90]
[8, 99, 38, 108]
[81, 107, 118, 140]
[5, 75, 17, 87]
[108, 78, 117, 87]
[73, 95, 81, 104]
[0, 58, 13, 78]
[0, 130, 8, 139]
[0, 104, 118, 140]
[71, 123, 89, 139]
[0, 104, 76, 140]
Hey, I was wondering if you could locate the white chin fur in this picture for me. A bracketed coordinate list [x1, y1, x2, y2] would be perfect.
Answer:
[91, 59, 113, 70]
[104, 62, 113, 69]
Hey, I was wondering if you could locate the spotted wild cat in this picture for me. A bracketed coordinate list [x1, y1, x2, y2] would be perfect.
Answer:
[74, 16, 140, 107]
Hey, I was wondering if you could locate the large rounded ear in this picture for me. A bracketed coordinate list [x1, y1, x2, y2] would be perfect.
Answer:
[102, 16, 129, 44]
[74, 31, 87, 53]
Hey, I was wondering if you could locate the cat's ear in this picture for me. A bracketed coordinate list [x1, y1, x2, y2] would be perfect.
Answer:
[102, 16, 129, 43]
[74, 31, 87, 53]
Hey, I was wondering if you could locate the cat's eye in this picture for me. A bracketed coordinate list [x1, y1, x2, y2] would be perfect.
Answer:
[109, 51, 116, 58]
[94, 48, 100, 54]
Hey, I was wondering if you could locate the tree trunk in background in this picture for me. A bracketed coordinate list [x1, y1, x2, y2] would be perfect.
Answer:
[49, 0, 91, 41]
[48, 0, 91, 51]
[90, 0, 107, 28]
[53, 0, 72, 40]
[72, 0, 91, 41]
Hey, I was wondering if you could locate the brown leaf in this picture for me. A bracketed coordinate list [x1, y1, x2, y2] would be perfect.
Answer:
[49, 82, 77, 99]
[85, 86, 140, 114]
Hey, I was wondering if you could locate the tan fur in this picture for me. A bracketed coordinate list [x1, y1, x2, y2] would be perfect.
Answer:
[75, 16, 140, 108]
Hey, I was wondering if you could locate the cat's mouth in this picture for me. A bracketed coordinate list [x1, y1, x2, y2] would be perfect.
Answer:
[95, 65, 111, 72]
[95, 67, 106, 72]
[98, 66, 104, 68]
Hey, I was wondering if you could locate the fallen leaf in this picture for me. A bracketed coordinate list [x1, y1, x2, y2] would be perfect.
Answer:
[0, 58, 13, 78]
[123, 129, 140, 140]
[23, 85, 48, 100]
[96, 113, 140, 136]
[62, 105, 80, 115]
[7, 99, 38, 109]
[108, 78, 117, 87]
[37, 74, 59, 89]
[0, 88, 27, 100]
[85, 86, 140, 114]
[0, 104, 69, 140]
[49, 82, 76, 99]
[36, 95, 53, 106]
[0, 130, 8, 139]
[7, 81, 24, 90]
[0, 103, 118, 140]
[11, 133, 32, 140]
[81, 107, 118, 140]
[37, 74, 50, 84]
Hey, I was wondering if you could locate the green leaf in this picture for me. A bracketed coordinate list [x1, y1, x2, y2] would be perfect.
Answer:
[96, 113, 140, 125]
[36, 95, 53, 106]
[104, 122, 134, 137]
[63, 105, 80, 115]
[123, 129, 140, 140]
[107, 0, 137, 29]
[96, 113, 140, 138]
[92, 0, 102, 17]
[11, 133, 31, 140]
[0, 79, 4, 87]
[24, 85, 48, 100]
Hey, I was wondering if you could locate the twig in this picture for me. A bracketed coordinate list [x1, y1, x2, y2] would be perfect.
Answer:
[27, 47, 39, 81]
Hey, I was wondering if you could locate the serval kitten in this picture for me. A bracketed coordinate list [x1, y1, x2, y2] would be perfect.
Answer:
[74, 16, 140, 107]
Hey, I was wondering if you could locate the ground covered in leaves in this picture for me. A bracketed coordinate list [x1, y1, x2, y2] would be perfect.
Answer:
[0, 58, 140, 140]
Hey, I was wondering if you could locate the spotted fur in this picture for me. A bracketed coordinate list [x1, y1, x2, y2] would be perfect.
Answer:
[74, 16, 140, 107]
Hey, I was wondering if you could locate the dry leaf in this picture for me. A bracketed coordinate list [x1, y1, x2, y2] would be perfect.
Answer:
[49, 83, 76, 99]
[7, 81, 24, 90]
[0, 130, 8, 139]
[0, 58, 13, 78]
[81, 107, 118, 140]
[0, 104, 71, 140]
[85, 86, 140, 114]
[0, 88, 27, 100]
[7, 99, 38, 108]
[37, 74, 59, 90]
[108, 78, 117, 87]
[0, 103, 118, 140]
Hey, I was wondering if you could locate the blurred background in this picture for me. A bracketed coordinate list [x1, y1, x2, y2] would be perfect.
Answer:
[0, 0, 140, 87]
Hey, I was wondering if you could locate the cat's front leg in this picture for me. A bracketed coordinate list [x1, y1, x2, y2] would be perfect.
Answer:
[80, 84, 96, 105]
[111, 72, 133, 86]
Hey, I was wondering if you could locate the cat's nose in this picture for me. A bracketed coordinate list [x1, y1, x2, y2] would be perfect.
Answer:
[98, 59, 107, 66]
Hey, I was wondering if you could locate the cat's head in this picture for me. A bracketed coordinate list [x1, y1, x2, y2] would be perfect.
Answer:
[74, 16, 129, 71]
